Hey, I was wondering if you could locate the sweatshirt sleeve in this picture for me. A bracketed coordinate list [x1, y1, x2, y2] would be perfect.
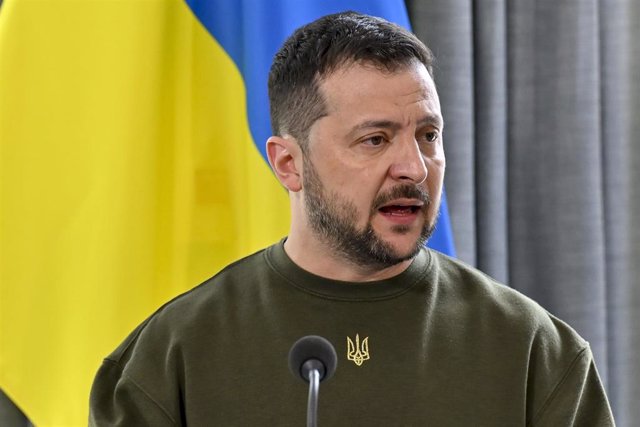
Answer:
[89, 359, 178, 427]
[529, 346, 615, 427]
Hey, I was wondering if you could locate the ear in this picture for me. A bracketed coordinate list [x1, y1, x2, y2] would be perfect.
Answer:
[266, 135, 303, 192]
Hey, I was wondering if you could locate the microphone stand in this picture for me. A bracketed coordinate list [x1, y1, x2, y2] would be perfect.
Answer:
[302, 359, 325, 427]
[307, 368, 320, 427]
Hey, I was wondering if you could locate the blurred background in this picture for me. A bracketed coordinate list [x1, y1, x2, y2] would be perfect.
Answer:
[1, 0, 638, 425]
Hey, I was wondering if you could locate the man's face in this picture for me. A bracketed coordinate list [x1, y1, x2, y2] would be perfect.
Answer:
[301, 61, 445, 269]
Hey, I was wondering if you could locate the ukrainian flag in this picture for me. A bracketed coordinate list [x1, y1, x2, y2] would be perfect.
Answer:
[0, 1, 454, 425]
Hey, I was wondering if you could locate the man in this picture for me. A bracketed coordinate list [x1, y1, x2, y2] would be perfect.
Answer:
[89, 12, 615, 426]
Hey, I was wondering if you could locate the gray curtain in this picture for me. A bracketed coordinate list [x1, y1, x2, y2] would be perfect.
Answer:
[406, 0, 640, 425]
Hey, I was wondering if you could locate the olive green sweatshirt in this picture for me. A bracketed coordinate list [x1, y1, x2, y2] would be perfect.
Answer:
[89, 240, 614, 426]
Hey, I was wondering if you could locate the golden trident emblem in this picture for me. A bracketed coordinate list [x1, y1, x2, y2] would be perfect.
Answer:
[347, 334, 370, 366]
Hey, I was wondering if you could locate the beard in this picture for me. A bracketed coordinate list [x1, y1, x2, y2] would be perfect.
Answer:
[302, 154, 436, 270]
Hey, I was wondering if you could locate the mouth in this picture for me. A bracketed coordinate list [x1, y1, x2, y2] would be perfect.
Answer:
[377, 199, 424, 217]
[371, 185, 430, 227]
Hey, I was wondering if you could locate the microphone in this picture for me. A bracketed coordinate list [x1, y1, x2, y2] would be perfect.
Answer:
[288, 336, 337, 427]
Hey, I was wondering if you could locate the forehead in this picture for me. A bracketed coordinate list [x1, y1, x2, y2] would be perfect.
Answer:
[317, 60, 441, 122]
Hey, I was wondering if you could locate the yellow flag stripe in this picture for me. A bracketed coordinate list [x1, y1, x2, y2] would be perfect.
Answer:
[0, 1, 289, 425]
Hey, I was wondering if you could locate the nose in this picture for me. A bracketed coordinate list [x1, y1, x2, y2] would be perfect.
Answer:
[388, 139, 428, 184]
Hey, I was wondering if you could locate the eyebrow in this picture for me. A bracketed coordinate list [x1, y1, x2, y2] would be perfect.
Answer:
[420, 114, 444, 129]
[349, 114, 444, 136]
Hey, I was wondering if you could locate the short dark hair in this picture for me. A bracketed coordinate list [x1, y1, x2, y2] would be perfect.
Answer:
[268, 11, 434, 149]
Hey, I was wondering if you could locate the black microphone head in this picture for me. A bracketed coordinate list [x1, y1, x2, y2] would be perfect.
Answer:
[288, 335, 338, 383]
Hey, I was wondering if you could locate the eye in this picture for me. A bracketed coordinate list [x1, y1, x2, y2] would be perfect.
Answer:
[420, 130, 439, 144]
[362, 135, 387, 147]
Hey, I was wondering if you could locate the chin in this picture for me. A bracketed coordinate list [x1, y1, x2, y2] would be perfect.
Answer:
[385, 221, 434, 252]
[384, 235, 424, 258]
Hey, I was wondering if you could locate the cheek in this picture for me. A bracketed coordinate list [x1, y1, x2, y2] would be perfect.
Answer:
[426, 163, 445, 205]
[347, 181, 380, 212]
[319, 152, 387, 212]
[338, 173, 382, 219]
[429, 145, 446, 167]
[426, 155, 445, 179]
[333, 163, 379, 192]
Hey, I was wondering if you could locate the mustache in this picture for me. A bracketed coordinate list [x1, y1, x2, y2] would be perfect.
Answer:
[371, 185, 430, 211]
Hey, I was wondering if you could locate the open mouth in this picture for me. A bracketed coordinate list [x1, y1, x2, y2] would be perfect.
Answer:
[372, 187, 429, 221]
[378, 205, 422, 216]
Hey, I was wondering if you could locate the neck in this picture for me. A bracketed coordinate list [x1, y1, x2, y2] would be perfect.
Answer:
[283, 233, 413, 282]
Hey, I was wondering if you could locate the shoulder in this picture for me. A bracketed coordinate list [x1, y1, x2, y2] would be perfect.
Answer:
[427, 249, 587, 351]
[426, 250, 603, 421]
[106, 246, 272, 366]
[90, 246, 276, 422]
